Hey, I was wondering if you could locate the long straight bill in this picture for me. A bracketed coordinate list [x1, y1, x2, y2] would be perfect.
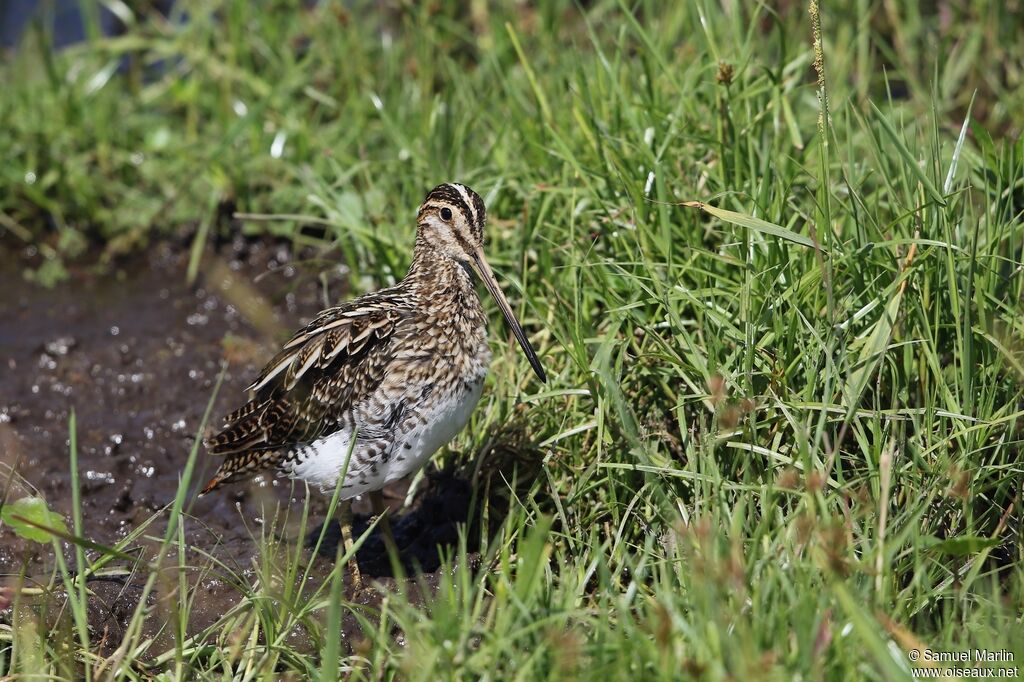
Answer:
[471, 249, 547, 383]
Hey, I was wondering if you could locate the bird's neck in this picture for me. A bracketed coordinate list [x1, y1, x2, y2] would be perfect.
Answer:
[405, 237, 477, 300]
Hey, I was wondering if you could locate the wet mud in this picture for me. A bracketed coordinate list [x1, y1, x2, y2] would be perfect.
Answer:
[0, 239, 488, 660]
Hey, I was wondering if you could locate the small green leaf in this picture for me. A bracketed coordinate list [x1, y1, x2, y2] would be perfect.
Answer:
[1, 497, 70, 543]
[923, 535, 999, 556]
[682, 201, 826, 253]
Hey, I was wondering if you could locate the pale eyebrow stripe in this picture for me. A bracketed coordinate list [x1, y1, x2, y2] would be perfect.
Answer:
[451, 183, 477, 227]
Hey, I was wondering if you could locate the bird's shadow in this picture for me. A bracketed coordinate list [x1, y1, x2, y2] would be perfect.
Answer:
[305, 416, 546, 578]
[305, 471, 477, 577]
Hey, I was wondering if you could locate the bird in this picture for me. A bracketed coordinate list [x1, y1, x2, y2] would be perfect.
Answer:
[199, 182, 546, 585]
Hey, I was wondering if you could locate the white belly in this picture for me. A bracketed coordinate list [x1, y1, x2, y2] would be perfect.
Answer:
[392, 379, 485, 482]
[285, 379, 485, 499]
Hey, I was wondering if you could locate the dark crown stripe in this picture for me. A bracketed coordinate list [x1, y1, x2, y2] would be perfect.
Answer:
[421, 183, 485, 242]
[423, 183, 471, 221]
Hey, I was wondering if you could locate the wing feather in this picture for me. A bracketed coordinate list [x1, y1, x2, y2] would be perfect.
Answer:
[205, 290, 410, 458]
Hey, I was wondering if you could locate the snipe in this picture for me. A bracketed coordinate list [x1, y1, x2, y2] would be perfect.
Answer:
[200, 183, 546, 582]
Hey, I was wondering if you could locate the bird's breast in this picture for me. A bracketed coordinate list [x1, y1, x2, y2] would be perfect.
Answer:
[396, 372, 486, 473]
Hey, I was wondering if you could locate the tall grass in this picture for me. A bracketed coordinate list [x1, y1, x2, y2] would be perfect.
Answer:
[1, 0, 1023, 679]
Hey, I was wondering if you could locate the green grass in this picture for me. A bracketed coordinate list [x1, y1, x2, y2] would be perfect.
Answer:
[2, 0, 1024, 679]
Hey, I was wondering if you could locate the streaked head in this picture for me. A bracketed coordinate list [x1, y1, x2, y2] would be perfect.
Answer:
[417, 182, 487, 258]
[417, 182, 546, 383]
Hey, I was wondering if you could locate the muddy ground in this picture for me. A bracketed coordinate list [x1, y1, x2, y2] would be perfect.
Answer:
[0, 238, 489, 659]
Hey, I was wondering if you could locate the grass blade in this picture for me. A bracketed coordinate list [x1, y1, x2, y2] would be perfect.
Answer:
[869, 101, 947, 206]
[681, 201, 827, 253]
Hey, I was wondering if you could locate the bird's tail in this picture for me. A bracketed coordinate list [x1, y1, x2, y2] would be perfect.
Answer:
[199, 469, 229, 496]
[198, 449, 275, 495]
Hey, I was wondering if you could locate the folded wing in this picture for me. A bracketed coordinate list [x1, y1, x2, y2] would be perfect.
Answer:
[204, 293, 408, 459]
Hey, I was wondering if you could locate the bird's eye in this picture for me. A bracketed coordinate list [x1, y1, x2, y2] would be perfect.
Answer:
[440, 207, 453, 221]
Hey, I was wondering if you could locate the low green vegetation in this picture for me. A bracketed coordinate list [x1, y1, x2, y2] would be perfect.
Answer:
[2, 0, 1023, 679]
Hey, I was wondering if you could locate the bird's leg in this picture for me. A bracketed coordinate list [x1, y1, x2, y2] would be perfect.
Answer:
[369, 489, 398, 558]
[338, 499, 362, 590]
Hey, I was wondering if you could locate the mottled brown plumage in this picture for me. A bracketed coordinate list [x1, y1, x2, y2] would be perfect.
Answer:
[201, 183, 545, 498]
